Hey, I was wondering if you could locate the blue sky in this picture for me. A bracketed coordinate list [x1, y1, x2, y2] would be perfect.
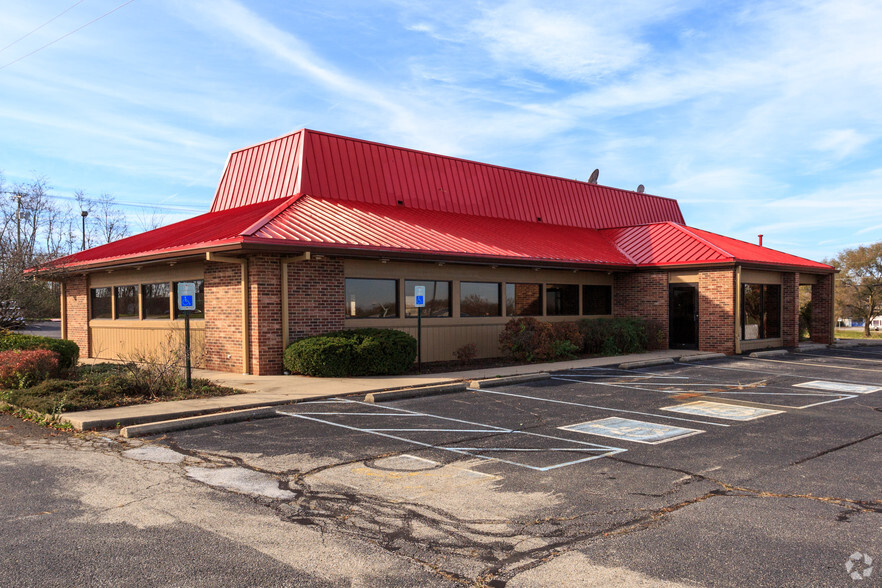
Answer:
[2, 0, 881, 261]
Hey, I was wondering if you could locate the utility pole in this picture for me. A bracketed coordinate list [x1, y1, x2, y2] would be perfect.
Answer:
[81, 210, 88, 250]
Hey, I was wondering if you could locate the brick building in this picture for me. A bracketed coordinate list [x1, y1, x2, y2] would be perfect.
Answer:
[40, 130, 835, 375]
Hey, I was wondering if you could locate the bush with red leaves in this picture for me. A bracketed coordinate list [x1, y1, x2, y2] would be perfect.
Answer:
[0, 349, 60, 389]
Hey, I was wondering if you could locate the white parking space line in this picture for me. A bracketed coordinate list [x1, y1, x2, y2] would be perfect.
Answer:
[277, 399, 626, 471]
[693, 362, 882, 387]
[477, 385, 730, 427]
[746, 356, 882, 373]
[791, 352, 882, 363]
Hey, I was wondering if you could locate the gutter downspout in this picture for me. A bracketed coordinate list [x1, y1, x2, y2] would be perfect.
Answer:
[734, 265, 742, 355]
[281, 252, 311, 350]
[206, 252, 250, 375]
[60, 281, 67, 340]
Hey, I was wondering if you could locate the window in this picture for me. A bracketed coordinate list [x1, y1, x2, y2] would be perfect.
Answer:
[505, 283, 542, 316]
[460, 282, 501, 317]
[114, 285, 139, 319]
[90, 287, 112, 319]
[582, 285, 612, 315]
[405, 280, 450, 317]
[546, 284, 579, 315]
[345, 278, 398, 318]
[174, 280, 204, 319]
[142, 283, 171, 319]
[742, 283, 781, 340]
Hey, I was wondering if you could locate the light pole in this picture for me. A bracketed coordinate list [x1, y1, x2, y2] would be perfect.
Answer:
[80, 210, 88, 250]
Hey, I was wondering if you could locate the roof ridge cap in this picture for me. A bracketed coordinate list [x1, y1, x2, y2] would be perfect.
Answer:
[238, 193, 305, 236]
[674, 223, 735, 259]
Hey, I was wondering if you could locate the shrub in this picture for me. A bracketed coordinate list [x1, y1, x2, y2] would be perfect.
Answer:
[0, 349, 60, 389]
[284, 328, 417, 377]
[453, 343, 478, 364]
[0, 333, 79, 370]
[578, 317, 648, 355]
[499, 318, 583, 362]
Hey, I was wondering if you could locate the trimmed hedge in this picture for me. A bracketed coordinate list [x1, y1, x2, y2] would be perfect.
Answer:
[0, 333, 79, 370]
[578, 317, 648, 355]
[498, 318, 583, 362]
[284, 328, 417, 377]
[0, 349, 60, 389]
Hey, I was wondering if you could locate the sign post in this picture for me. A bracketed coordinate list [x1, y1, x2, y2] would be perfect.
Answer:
[414, 285, 425, 373]
[177, 282, 197, 389]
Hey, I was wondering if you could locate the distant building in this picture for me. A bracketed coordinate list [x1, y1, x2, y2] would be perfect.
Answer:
[37, 130, 835, 374]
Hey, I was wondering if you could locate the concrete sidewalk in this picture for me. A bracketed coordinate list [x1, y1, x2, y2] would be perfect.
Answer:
[62, 349, 711, 431]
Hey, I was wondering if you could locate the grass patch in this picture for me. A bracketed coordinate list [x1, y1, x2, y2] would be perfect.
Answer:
[0, 362, 243, 415]
[835, 329, 882, 340]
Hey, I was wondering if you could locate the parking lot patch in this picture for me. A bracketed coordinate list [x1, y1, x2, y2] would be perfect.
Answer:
[559, 417, 703, 444]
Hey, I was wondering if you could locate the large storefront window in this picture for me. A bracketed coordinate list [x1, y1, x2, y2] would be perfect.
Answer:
[143, 283, 171, 319]
[173, 280, 204, 319]
[405, 280, 450, 317]
[460, 282, 501, 317]
[546, 284, 579, 315]
[505, 283, 542, 316]
[742, 283, 781, 340]
[90, 287, 112, 319]
[582, 285, 612, 315]
[345, 278, 399, 318]
[114, 285, 139, 319]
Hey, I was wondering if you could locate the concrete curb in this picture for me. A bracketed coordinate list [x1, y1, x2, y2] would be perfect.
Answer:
[618, 358, 675, 369]
[119, 407, 277, 438]
[797, 343, 829, 351]
[678, 353, 727, 363]
[749, 349, 789, 358]
[832, 341, 860, 348]
[858, 340, 882, 346]
[469, 373, 550, 389]
[365, 382, 468, 403]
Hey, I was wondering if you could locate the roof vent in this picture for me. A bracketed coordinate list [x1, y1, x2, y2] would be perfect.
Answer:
[636, 184, 645, 193]
[536, 216, 542, 222]
[587, 169, 599, 184]
[758, 234, 763, 247]
[397, 200, 404, 206]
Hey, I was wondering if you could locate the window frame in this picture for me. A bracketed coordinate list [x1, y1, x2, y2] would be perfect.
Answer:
[404, 279, 451, 318]
[582, 284, 612, 316]
[142, 282, 172, 320]
[505, 282, 543, 317]
[545, 283, 580, 316]
[89, 287, 113, 320]
[741, 283, 782, 340]
[113, 285, 139, 320]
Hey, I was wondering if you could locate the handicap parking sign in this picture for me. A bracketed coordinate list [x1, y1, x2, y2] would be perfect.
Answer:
[178, 282, 196, 311]
[414, 285, 426, 308]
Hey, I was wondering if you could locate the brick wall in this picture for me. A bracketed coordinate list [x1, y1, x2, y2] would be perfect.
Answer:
[64, 274, 89, 357]
[811, 273, 834, 344]
[781, 272, 800, 347]
[249, 255, 282, 375]
[204, 261, 244, 373]
[698, 269, 735, 354]
[287, 257, 345, 342]
[614, 272, 668, 348]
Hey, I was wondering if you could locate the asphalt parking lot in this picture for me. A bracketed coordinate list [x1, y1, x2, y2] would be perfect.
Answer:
[158, 347, 882, 587]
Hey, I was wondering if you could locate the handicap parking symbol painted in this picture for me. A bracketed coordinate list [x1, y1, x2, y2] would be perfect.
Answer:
[560, 417, 703, 444]
[793, 380, 882, 395]
[661, 400, 783, 421]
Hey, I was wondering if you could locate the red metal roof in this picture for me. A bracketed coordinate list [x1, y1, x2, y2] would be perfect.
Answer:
[211, 130, 304, 212]
[603, 222, 832, 270]
[37, 129, 833, 274]
[46, 198, 287, 269]
[249, 195, 633, 265]
[210, 129, 685, 229]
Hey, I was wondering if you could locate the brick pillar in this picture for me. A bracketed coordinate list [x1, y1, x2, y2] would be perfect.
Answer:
[64, 274, 89, 358]
[204, 261, 244, 373]
[248, 255, 283, 375]
[781, 272, 800, 347]
[811, 273, 834, 344]
[613, 272, 668, 349]
[287, 257, 345, 341]
[698, 269, 735, 354]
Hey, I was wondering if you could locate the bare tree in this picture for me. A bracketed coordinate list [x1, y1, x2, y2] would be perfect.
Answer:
[94, 192, 129, 244]
[828, 242, 882, 337]
[134, 207, 167, 232]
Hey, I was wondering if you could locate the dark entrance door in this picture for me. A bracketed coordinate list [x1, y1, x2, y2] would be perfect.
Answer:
[669, 285, 698, 348]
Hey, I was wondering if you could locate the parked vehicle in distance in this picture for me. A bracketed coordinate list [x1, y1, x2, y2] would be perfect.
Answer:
[0, 301, 26, 329]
